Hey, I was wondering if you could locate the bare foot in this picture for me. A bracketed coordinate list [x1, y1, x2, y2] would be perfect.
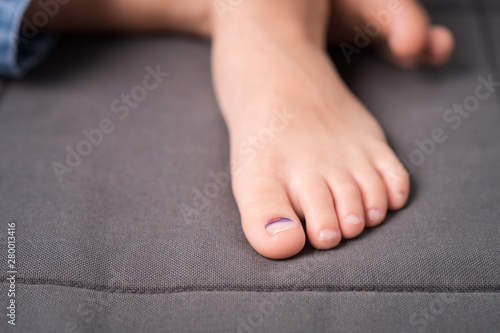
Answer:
[211, 0, 453, 259]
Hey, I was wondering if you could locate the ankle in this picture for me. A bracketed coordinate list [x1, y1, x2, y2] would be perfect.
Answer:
[210, 0, 330, 47]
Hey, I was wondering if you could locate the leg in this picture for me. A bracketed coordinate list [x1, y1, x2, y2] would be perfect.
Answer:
[24, 0, 211, 36]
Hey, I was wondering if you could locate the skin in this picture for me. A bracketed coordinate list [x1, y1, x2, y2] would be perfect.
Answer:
[25, 0, 454, 259]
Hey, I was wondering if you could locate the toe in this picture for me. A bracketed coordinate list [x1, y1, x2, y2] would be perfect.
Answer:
[351, 166, 388, 227]
[327, 172, 365, 239]
[367, 0, 433, 68]
[233, 173, 306, 259]
[295, 177, 342, 250]
[388, 0, 429, 59]
[356, 0, 453, 69]
[373, 148, 410, 211]
[423, 25, 455, 67]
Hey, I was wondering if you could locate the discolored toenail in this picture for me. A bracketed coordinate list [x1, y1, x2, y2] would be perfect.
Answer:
[265, 217, 299, 237]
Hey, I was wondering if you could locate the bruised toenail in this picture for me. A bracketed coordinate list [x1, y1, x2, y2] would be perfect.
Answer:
[265, 217, 299, 237]
[318, 229, 338, 241]
[368, 209, 383, 222]
[345, 215, 362, 224]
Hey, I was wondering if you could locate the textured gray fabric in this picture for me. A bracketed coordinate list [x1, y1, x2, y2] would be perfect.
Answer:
[0, 2, 499, 333]
[1, 284, 500, 333]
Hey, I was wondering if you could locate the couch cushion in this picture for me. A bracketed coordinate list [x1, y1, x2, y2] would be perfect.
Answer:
[0, 2, 499, 332]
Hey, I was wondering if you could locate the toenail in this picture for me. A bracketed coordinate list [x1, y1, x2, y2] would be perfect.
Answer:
[345, 215, 362, 224]
[265, 217, 299, 237]
[318, 229, 338, 241]
[368, 209, 383, 222]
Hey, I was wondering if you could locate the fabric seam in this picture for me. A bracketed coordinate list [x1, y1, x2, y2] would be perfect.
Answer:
[1, 278, 499, 294]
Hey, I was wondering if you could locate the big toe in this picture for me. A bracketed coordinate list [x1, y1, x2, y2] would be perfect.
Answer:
[387, 0, 429, 60]
[233, 173, 306, 259]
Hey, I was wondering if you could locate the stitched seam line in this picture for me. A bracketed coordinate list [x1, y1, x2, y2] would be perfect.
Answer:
[1, 278, 499, 294]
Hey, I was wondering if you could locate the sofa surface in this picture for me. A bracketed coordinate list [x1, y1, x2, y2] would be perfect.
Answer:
[0, 0, 499, 332]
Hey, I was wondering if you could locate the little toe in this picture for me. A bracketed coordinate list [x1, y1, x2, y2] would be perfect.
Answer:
[373, 149, 411, 211]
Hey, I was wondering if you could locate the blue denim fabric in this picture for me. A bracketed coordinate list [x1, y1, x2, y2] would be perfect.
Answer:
[0, 0, 55, 78]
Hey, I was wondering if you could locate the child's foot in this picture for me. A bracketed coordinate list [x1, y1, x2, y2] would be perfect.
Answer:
[211, 0, 453, 259]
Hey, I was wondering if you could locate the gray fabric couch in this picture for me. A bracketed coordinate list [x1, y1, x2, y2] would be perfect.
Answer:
[1, 0, 499, 332]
